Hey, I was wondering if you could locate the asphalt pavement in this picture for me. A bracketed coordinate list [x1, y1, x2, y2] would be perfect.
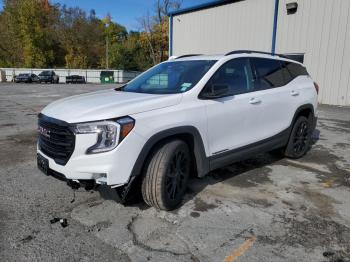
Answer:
[0, 83, 349, 262]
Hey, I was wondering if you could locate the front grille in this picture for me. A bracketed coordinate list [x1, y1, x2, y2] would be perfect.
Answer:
[38, 114, 75, 165]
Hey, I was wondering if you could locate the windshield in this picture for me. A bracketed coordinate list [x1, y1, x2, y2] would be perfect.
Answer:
[40, 71, 51, 76]
[122, 60, 217, 94]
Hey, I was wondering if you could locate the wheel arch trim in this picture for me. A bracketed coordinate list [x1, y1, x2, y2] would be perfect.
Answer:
[291, 104, 315, 129]
[130, 126, 209, 178]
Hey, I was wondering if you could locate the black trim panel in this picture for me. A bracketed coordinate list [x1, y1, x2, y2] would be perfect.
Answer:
[38, 114, 75, 165]
[209, 128, 290, 170]
[130, 126, 209, 178]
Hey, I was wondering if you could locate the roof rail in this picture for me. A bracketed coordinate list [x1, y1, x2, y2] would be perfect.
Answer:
[225, 50, 280, 57]
[175, 54, 202, 59]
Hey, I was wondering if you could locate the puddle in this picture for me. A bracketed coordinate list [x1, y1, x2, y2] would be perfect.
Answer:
[193, 198, 217, 212]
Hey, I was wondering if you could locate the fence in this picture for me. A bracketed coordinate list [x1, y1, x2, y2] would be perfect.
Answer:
[0, 68, 141, 83]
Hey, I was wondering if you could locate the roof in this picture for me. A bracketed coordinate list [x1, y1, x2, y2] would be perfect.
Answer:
[169, 52, 303, 65]
[168, 0, 243, 16]
[171, 55, 224, 61]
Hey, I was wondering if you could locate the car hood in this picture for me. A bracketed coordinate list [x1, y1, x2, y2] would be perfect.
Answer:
[41, 89, 183, 123]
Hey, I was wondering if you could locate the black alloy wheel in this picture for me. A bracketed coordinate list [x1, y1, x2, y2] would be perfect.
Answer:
[285, 116, 312, 158]
[165, 150, 189, 201]
[142, 140, 191, 210]
[293, 120, 309, 154]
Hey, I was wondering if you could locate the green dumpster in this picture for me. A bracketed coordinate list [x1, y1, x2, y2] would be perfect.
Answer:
[100, 71, 114, 84]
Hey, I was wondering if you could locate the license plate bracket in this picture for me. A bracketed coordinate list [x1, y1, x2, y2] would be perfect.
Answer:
[37, 153, 49, 175]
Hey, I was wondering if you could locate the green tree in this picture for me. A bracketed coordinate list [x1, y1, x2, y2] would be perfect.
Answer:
[0, 0, 61, 68]
[0, 0, 180, 71]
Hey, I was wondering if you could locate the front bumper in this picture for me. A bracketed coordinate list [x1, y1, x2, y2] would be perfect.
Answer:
[37, 129, 146, 186]
[39, 162, 95, 190]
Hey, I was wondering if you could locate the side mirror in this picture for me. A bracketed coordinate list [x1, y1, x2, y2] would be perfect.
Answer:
[201, 84, 231, 99]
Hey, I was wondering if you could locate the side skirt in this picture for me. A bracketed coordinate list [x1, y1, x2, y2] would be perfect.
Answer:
[209, 128, 290, 171]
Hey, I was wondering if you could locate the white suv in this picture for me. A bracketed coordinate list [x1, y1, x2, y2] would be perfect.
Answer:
[37, 50, 318, 210]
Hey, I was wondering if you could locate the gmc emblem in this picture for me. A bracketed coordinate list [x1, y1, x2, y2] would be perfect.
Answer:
[38, 126, 50, 138]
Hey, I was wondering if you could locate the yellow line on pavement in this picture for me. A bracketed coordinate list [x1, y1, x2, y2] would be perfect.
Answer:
[223, 236, 257, 262]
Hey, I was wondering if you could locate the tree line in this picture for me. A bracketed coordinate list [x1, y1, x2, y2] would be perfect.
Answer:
[0, 0, 181, 71]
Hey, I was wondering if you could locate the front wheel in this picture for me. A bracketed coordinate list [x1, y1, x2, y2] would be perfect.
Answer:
[141, 140, 191, 210]
[284, 116, 312, 159]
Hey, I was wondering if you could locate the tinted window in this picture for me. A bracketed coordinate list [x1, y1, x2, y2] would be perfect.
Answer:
[40, 71, 51, 76]
[251, 58, 285, 89]
[280, 61, 308, 84]
[287, 62, 308, 77]
[279, 61, 294, 84]
[123, 60, 216, 94]
[203, 58, 253, 96]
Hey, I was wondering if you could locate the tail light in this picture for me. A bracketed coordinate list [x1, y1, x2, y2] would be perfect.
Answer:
[314, 82, 319, 94]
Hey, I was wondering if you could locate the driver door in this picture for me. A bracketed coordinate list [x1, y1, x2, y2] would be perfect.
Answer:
[202, 58, 260, 156]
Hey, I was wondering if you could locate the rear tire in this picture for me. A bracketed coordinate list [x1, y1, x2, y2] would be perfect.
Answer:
[141, 140, 191, 210]
[284, 116, 312, 159]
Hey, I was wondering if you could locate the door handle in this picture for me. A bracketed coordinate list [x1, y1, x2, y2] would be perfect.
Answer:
[291, 90, 300, 96]
[249, 98, 261, 104]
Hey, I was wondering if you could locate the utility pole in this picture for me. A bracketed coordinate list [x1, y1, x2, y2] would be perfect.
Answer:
[106, 35, 109, 69]
[104, 14, 111, 69]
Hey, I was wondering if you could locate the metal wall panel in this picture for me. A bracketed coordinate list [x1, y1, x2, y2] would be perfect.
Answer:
[172, 0, 275, 56]
[276, 0, 350, 106]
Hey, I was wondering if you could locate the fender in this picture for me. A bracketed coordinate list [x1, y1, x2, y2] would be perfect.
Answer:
[130, 126, 209, 178]
[290, 104, 316, 133]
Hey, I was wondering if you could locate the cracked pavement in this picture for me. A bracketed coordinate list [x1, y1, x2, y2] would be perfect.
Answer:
[0, 83, 350, 262]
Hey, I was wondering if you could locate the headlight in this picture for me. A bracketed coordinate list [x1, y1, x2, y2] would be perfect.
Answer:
[73, 116, 135, 154]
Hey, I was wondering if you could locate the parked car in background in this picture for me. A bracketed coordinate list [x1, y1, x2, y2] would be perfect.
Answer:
[14, 73, 40, 83]
[39, 70, 59, 83]
[66, 75, 86, 84]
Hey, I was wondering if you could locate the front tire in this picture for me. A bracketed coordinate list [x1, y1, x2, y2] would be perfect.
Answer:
[141, 140, 191, 210]
[284, 116, 312, 159]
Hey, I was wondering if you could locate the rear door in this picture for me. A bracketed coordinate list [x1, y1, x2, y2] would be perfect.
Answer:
[249, 57, 295, 139]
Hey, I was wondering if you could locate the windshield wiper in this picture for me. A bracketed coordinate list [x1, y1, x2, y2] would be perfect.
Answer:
[115, 85, 126, 91]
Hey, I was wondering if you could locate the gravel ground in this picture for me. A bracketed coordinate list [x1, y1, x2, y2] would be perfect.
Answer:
[0, 83, 349, 262]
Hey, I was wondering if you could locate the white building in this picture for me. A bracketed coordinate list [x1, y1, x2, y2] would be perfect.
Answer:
[168, 0, 350, 106]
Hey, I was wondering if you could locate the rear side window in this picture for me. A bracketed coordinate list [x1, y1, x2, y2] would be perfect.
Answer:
[251, 58, 285, 90]
[279, 61, 294, 84]
[286, 62, 308, 77]
[280, 61, 309, 84]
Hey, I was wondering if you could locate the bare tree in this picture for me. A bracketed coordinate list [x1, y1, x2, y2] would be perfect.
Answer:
[139, 0, 182, 64]
[139, 12, 157, 65]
